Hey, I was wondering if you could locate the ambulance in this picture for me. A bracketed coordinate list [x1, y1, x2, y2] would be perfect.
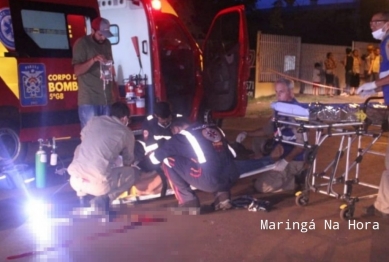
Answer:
[0, 0, 249, 163]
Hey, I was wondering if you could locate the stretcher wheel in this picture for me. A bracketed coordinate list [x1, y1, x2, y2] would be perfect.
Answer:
[340, 205, 354, 221]
[295, 193, 309, 207]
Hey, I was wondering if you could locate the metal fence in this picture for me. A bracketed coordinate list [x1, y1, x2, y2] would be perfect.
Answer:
[255, 32, 378, 95]
[256, 33, 301, 82]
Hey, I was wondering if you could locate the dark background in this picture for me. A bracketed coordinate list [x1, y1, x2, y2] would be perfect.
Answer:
[169, 0, 389, 48]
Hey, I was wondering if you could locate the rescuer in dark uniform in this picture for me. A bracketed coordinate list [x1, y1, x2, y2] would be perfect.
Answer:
[140, 102, 174, 152]
[135, 102, 175, 171]
[149, 118, 239, 213]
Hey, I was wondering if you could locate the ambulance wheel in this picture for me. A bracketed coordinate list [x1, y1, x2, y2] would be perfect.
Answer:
[340, 205, 353, 221]
[0, 121, 27, 164]
[295, 194, 309, 207]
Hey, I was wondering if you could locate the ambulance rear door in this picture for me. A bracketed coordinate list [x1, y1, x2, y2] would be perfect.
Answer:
[202, 5, 249, 119]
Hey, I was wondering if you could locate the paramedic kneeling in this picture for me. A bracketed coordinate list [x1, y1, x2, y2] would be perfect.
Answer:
[356, 11, 389, 217]
[68, 102, 140, 212]
[149, 118, 239, 211]
[236, 78, 305, 193]
[135, 102, 175, 171]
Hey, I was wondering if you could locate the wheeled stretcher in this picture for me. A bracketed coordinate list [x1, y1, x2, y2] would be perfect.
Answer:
[271, 97, 388, 220]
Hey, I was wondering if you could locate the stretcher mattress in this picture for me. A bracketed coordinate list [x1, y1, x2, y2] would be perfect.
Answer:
[271, 102, 388, 124]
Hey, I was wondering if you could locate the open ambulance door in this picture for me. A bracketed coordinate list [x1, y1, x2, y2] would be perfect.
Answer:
[202, 5, 249, 120]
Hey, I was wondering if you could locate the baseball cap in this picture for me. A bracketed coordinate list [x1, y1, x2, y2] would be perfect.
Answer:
[92, 17, 113, 38]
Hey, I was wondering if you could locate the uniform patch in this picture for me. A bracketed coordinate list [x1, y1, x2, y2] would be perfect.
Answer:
[0, 8, 14, 50]
[18, 63, 47, 107]
[202, 127, 222, 142]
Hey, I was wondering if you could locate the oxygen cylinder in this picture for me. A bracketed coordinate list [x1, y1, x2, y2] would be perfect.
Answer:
[35, 146, 47, 188]
[50, 152, 58, 166]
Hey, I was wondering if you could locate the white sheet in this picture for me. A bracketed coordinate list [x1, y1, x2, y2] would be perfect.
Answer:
[271, 102, 309, 117]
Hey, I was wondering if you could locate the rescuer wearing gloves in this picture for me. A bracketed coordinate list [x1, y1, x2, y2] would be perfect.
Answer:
[149, 118, 239, 213]
[235, 78, 305, 193]
[356, 12, 389, 218]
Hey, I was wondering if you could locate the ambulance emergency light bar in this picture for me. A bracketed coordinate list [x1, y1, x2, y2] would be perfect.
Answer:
[151, 0, 162, 10]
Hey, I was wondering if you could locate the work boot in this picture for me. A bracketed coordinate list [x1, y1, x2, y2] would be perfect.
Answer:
[90, 195, 110, 212]
[363, 205, 389, 218]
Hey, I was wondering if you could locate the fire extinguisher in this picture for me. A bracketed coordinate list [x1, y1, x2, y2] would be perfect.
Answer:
[35, 139, 47, 188]
[135, 84, 145, 98]
[135, 74, 147, 98]
[125, 78, 135, 100]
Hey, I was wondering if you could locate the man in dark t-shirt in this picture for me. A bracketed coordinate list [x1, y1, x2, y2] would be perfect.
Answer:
[72, 17, 115, 128]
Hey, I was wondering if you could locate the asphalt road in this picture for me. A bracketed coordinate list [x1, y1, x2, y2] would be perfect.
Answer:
[0, 96, 388, 262]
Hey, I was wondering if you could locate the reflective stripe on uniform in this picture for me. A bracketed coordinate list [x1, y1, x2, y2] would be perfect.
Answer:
[180, 130, 206, 164]
[147, 115, 153, 120]
[228, 145, 237, 158]
[163, 158, 172, 168]
[153, 135, 171, 140]
[149, 152, 160, 164]
[217, 127, 226, 137]
[137, 140, 159, 154]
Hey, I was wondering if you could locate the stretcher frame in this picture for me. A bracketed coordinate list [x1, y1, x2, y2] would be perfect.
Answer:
[273, 98, 386, 220]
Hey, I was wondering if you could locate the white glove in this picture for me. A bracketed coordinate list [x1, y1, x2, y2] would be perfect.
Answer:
[356, 82, 377, 95]
[236, 131, 247, 143]
[273, 159, 289, 172]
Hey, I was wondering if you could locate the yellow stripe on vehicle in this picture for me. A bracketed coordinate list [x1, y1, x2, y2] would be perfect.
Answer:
[0, 42, 19, 99]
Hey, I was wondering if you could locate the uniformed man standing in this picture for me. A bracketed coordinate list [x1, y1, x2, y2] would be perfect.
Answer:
[356, 11, 389, 217]
[149, 118, 239, 213]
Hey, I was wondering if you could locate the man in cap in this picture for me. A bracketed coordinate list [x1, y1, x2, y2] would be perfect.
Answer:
[72, 17, 117, 129]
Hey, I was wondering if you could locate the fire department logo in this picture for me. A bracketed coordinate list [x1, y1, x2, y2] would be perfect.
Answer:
[0, 8, 14, 50]
[18, 64, 47, 106]
[202, 127, 222, 142]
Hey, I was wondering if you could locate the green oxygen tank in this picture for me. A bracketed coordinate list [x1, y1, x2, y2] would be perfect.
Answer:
[35, 144, 47, 188]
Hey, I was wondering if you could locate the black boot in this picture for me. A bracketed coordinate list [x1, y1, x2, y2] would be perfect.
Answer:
[90, 195, 110, 214]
